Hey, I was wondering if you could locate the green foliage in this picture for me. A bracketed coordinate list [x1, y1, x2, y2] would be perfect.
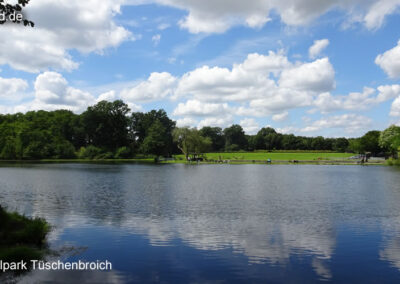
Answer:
[0, 109, 85, 160]
[360, 130, 382, 154]
[82, 100, 130, 151]
[115, 146, 132, 159]
[0, 100, 393, 160]
[348, 138, 362, 153]
[0, 205, 49, 264]
[173, 127, 211, 160]
[0, 246, 43, 264]
[281, 134, 303, 150]
[333, 137, 349, 152]
[386, 158, 400, 166]
[77, 146, 114, 160]
[224, 125, 247, 151]
[78, 145, 103, 159]
[23, 141, 51, 159]
[0, 136, 16, 159]
[131, 109, 176, 155]
[251, 127, 283, 150]
[199, 126, 225, 151]
[96, 152, 114, 160]
[225, 144, 240, 152]
[52, 139, 76, 159]
[140, 120, 169, 157]
[379, 125, 400, 157]
[77, 147, 86, 159]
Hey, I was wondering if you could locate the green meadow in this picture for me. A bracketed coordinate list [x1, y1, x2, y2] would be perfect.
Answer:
[174, 152, 355, 162]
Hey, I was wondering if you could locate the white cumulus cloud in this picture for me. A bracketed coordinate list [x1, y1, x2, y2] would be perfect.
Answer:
[197, 115, 234, 129]
[19, 72, 95, 113]
[272, 112, 289, 122]
[279, 58, 335, 93]
[176, 117, 198, 127]
[96, 90, 116, 102]
[391, 96, 400, 117]
[173, 100, 231, 117]
[314, 85, 400, 113]
[149, 0, 400, 34]
[301, 114, 372, 134]
[240, 118, 260, 134]
[0, 0, 132, 73]
[121, 72, 177, 103]
[0, 77, 29, 101]
[376, 40, 400, 79]
[309, 39, 329, 59]
[363, 0, 400, 30]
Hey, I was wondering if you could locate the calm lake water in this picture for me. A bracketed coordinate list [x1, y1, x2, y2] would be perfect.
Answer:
[1, 163, 400, 283]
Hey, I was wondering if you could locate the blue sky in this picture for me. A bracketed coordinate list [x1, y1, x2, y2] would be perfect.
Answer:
[1, 0, 400, 137]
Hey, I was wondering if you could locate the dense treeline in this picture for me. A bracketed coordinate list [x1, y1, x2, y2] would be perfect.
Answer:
[0, 100, 398, 160]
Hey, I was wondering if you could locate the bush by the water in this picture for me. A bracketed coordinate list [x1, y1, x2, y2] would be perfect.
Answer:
[115, 146, 132, 159]
[0, 205, 49, 264]
[387, 158, 400, 166]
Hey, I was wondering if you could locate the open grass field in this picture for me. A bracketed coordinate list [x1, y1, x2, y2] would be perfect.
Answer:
[174, 152, 355, 161]
[0, 152, 358, 164]
[0, 152, 385, 165]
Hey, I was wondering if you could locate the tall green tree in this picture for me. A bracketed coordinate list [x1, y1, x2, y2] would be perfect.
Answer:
[173, 127, 211, 160]
[281, 134, 303, 150]
[82, 100, 130, 151]
[333, 138, 349, 152]
[130, 109, 175, 155]
[253, 127, 279, 150]
[199, 126, 225, 151]
[0, 137, 16, 160]
[311, 136, 327, 150]
[223, 125, 247, 151]
[379, 125, 400, 157]
[140, 120, 169, 157]
[348, 138, 362, 154]
[360, 130, 382, 155]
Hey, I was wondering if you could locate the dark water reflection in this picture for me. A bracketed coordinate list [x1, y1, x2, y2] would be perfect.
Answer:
[1, 164, 400, 283]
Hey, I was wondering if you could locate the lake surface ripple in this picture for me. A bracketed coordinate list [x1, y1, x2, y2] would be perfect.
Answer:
[1, 164, 400, 283]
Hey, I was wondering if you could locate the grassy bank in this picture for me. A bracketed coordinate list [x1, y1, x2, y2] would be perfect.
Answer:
[174, 152, 354, 161]
[0, 206, 49, 266]
[387, 158, 400, 166]
[0, 152, 384, 165]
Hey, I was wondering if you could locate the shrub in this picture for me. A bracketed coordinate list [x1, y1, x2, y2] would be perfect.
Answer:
[95, 152, 114, 160]
[114, 146, 132, 159]
[23, 142, 52, 159]
[77, 147, 86, 159]
[226, 144, 240, 151]
[52, 140, 76, 159]
[0, 246, 43, 264]
[78, 145, 102, 159]
[0, 137, 16, 159]
[0, 206, 49, 247]
[0, 205, 49, 268]
[387, 158, 400, 166]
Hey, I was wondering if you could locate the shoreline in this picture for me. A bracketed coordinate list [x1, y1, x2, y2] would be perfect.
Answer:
[0, 159, 386, 166]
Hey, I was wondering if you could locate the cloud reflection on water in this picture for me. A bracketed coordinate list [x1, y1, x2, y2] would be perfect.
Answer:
[2, 164, 400, 281]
